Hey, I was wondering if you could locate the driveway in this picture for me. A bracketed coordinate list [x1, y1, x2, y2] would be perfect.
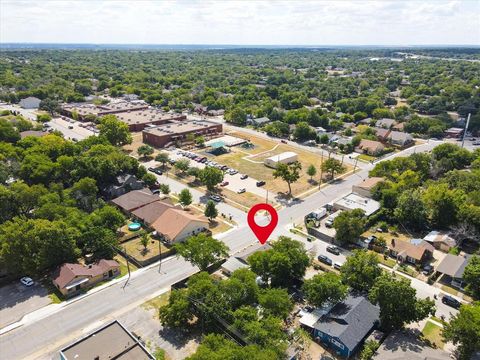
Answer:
[0, 282, 51, 328]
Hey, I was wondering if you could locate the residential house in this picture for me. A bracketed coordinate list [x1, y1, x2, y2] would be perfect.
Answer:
[352, 177, 384, 198]
[373, 127, 391, 142]
[248, 117, 271, 127]
[304, 295, 379, 358]
[52, 260, 120, 297]
[423, 231, 457, 252]
[373, 330, 451, 360]
[355, 139, 385, 156]
[150, 208, 209, 244]
[110, 189, 159, 213]
[19, 96, 41, 109]
[392, 122, 405, 132]
[436, 254, 471, 288]
[207, 109, 225, 116]
[59, 320, 155, 360]
[388, 130, 413, 147]
[221, 257, 249, 276]
[387, 239, 434, 265]
[376, 118, 397, 129]
[131, 200, 180, 224]
[445, 127, 464, 138]
[104, 174, 144, 198]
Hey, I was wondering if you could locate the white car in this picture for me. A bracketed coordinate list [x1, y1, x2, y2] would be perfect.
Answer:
[20, 277, 34, 287]
[237, 188, 246, 194]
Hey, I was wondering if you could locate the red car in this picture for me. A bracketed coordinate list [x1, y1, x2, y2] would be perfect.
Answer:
[220, 181, 229, 186]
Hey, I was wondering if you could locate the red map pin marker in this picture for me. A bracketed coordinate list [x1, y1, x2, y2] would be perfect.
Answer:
[247, 203, 278, 244]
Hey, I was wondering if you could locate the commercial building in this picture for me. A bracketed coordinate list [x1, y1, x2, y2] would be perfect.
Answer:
[264, 151, 298, 168]
[59, 320, 154, 360]
[61, 101, 148, 120]
[142, 120, 222, 148]
[19, 96, 41, 109]
[115, 109, 186, 131]
[333, 193, 380, 217]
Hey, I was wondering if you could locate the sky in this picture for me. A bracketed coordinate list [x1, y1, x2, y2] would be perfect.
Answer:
[1, 0, 479, 46]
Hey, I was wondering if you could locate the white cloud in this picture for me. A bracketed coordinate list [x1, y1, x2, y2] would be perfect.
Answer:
[0, 0, 479, 45]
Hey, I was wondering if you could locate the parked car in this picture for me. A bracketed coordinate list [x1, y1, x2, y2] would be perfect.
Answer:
[229, 170, 238, 175]
[240, 174, 248, 180]
[168, 159, 176, 165]
[237, 188, 246, 194]
[20, 276, 34, 287]
[221, 165, 229, 171]
[68, 125, 74, 129]
[317, 255, 333, 266]
[442, 295, 461, 309]
[326, 245, 340, 255]
[256, 180, 266, 187]
[209, 195, 222, 202]
[281, 139, 287, 144]
[422, 265, 433, 275]
[220, 181, 229, 186]
[333, 262, 343, 270]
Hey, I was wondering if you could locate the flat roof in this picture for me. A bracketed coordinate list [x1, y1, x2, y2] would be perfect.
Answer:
[115, 109, 184, 126]
[62, 101, 148, 117]
[143, 120, 220, 136]
[334, 193, 380, 216]
[60, 320, 154, 360]
[266, 151, 298, 162]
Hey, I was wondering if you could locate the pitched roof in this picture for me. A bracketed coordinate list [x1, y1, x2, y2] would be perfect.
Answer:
[222, 257, 249, 273]
[388, 240, 433, 261]
[52, 260, 119, 289]
[20, 130, 46, 139]
[436, 254, 471, 278]
[111, 189, 157, 212]
[423, 231, 457, 247]
[314, 294, 379, 351]
[235, 243, 273, 262]
[355, 177, 384, 191]
[358, 139, 385, 152]
[252, 117, 271, 124]
[376, 118, 397, 128]
[150, 208, 208, 240]
[389, 130, 413, 143]
[131, 200, 179, 224]
[374, 127, 391, 139]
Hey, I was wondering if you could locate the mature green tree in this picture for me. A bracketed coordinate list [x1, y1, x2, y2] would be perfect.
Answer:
[204, 200, 218, 221]
[140, 231, 149, 250]
[142, 172, 157, 187]
[174, 233, 229, 271]
[394, 189, 428, 231]
[174, 159, 191, 174]
[293, 121, 316, 141]
[463, 256, 480, 299]
[199, 166, 224, 191]
[369, 273, 436, 331]
[88, 205, 125, 231]
[359, 340, 380, 360]
[340, 250, 382, 292]
[248, 236, 309, 287]
[98, 115, 132, 146]
[272, 161, 302, 195]
[225, 107, 247, 126]
[321, 158, 344, 180]
[220, 269, 259, 309]
[159, 183, 170, 195]
[70, 177, 98, 212]
[258, 288, 293, 319]
[306, 164, 317, 181]
[333, 209, 366, 245]
[137, 144, 154, 158]
[80, 227, 117, 260]
[442, 302, 480, 360]
[303, 273, 348, 307]
[159, 289, 194, 329]
[39, 98, 60, 115]
[319, 133, 330, 145]
[187, 166, 201, 181]
[178, 188, 193, 207]
[422, 183, 464, 228]
[155, 152, 170, 168]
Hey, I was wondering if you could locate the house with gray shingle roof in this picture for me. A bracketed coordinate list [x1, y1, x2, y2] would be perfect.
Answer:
[308, 294, 379, 358]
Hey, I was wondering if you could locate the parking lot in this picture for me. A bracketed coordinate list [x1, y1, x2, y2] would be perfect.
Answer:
[45, 117, 97, 141]
[0, 281, 51, 328]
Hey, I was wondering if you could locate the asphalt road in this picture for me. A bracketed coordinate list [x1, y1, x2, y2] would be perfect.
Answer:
[0, 140, 462, 360]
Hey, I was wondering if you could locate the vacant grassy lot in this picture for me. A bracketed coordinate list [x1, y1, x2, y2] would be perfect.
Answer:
[209, 132, 351, 197]
[123, 235, 171, 263]
[422, 321, 445, 349]
[362, 229, 411, 244]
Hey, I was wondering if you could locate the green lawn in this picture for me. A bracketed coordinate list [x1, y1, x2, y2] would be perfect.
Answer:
[422, 321, 445, 349]
[357, 154, 376, 162]
[397, 264, 419, 277]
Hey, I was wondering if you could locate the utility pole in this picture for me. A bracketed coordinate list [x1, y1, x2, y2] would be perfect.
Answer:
[122, 246, 131, 289]
[353, 157, 359, 173]
[461, 113, 471, 148]
[319, 153, 324, 189]
[158, 239, 162, 273]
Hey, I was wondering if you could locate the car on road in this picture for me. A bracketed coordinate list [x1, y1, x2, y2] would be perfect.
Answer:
[209, 195, 222, 202]
[281, 139, 287, 144]
[68, 125, 74, 129]
[20, 277, 34, 287]
[240, 174, 248, 180]
[237, 188, 246, 194]
[256, 180, 266, 187]
[326, 245, 340, 255]
[317, 255, 333, 266]
[442, 295, 461, 309]
[220, 181, 229, 186]
[473, 141, 480, 146]
[333, 262, 343, 270]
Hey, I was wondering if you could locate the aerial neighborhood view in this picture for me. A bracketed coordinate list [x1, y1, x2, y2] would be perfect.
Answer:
[0, 1, 480, 359]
